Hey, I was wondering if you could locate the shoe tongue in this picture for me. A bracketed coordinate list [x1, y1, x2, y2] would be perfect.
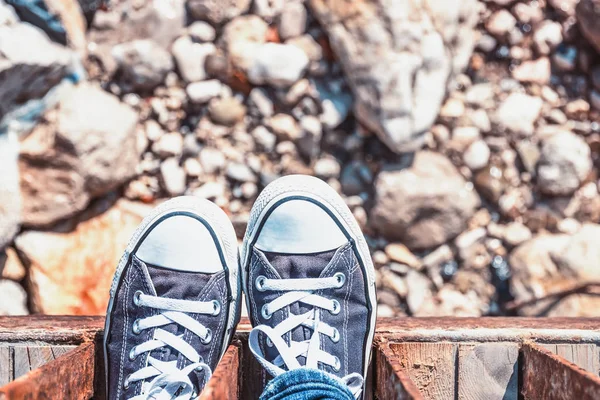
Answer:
[145, 264, 213, 364]
[263, 248, 338, 354]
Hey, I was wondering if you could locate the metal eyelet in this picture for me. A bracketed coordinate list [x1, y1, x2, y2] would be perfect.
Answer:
[201, 328, 213, 345]
[133, 290, 143, 306]
[255, 276, 267, 292]
[334, 272, 346, 288]
[261, 304, 272, 320]
[132, 319, 141, 335]
[212, 300, 221, 316]
[331, 328, 340, 343]
[129, 347, 137, 361]
[333, 356, 341, 372]
[123, 375, 130, 389]
[331, 300, 341, 315]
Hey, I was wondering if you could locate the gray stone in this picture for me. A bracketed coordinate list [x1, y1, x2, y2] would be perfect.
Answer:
[316, 80, 353, 130]
[495, 93, 542, 135]
[533, 21, 562, 55]
[0, 133, 20, 250]
[252, 125, 277, 151]
[309, 0, 479, 152]
[186, 79, 222, 103]
[0, 280, 28, 315]
[371, 151, 480, 250]
[19, 83, 139, 227]
[249, 88, 274, 118]
[247, 43, 309, 88]
[485, 10, 516, 37]
[160, 158, 186, 196]
[188, 0, 251, 25]
[152, 132, 184, 158]
[340, 161, 373, 196]
[188, 21, 216, 42]
[112, 40, 173, 91]
[463, 139, 490, 171]
[278, 1, 307, 40]
[0, 23, 78, 121]
[200, 147, 226, 174]
[537, 131, 592, 196]
[314, 156, 341, 179]
[253, 0, 285, 21]
[286, 35, 323, 61]
[171, 36, 216, 83]
[221, 16, 269, 72]
[0, 0, 18, 26]
[298, 115, 322, 159]
[226, 162, 257, 182]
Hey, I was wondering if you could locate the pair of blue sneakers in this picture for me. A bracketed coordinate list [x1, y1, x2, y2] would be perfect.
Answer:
[103, 175, 377, 399]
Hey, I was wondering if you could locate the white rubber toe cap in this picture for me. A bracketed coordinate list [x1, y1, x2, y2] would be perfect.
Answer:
[136, 214, 223, 273]
[255, 199, 348, 254]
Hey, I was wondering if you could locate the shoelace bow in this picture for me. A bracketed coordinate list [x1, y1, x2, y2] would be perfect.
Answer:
[248, 273, 364, 398]
[125, 291, 220, 400]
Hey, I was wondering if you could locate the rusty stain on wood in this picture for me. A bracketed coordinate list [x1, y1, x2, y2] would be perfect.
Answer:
[391, 342, 455, 400]
[522, 342, 600, 400]
[458, 343, 518, 400]
[0, 316, 103, 344]
[375, 342, 425, 400]
[541, 344, 600, 375]
[0, 341, 95, 400]
[198, 344, 240, 400]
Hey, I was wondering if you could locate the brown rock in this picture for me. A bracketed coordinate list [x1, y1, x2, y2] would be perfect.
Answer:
[576, 0, 600, 53]
[371, 152, 480, 250]
[15, 199, 153, 315]
[0, 247, 26, 281]
[19, 83, 140, 227]
[511, 58, 551, 85]
[384, 243, 422, 269]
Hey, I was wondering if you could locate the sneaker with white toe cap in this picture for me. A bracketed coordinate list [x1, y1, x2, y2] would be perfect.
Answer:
[104, 197, 240, 400]
[241, 175, 377, 399]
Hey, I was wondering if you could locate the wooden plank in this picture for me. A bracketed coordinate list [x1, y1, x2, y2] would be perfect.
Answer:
[12, 347, 29, 380]
[540, 344, 600, 374]
[198, 344, 240, 400]
[375, 342, 424, 400]
[391, 343, 455, 400]
[0, 342, 96, 400]
[27, 347, 55, 370]
[457, 343, 518, 400]
[51, 346, 77, 359]
[0, 347, 10, 386]
[522, 342, 600, 400]
[0, 316, 103, 344]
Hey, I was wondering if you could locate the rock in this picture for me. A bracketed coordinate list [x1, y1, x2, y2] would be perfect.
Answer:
[552, 45, 577, 71]
[187, 0, 251, 25]
[15, 199, 152, 314]
[193, 180, 226, 199]
[226, 162, 257, 183]
[495, 93, 543, 135]
[533, 21, 562, 55]
[208, 97, 246, 126]
[405, 270, 432, 315]
[512, 2, 543, 24]
[269, 113, 301, 140]
[316, 81, 353, 130]
[186, 79, 222, 103]
[188, 21, 216, 42]
[297, 115, 322, 159]
[503, 222, 532, 246]
[19, 83, 139, 227]
[286, 35, 323, 61]
[510, 226, 600, 316]
[465, 83, 494, 108]
[591, 90, 600, 111]
[160, 158, 186, 196]
[0, 133, 20, 250]
[252, 125, 277, 151]
[450, 126, 480, 152]
[278, 1, 306, 40]
[183, 157, 203, 177]
[221, 15, 269, 72]
[371, 152, 480, 250]
[247, 43, 309, 88]
[0, 1, 18, 26]
[550, 0, 579, 16]
[199, 147, 226, 174]
[340, 161, 373, 196]
[249, 88, 274, 118]
[416, 286, 484, 317]
[0, 280, 28, 315]
[112, 40, 173, 91]
[88, 0, 185, 74]
[0, 23, 78, 120]
[0, 247, 25, 281]
[576, 0, 600, 53]
[171, 36, 216, 83]
[511, 58, 551, 85]
[537, 131, 592, 196]
[463, 139, 490, 171]
[309, 0, 479, 152]
[152, 132, 184, 158]
[385, 243, 421, 269]
[314, 156, 341, 179]
[485, 10, 516, 38]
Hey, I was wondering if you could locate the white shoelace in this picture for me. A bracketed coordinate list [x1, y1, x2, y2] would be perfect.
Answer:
[125, 291, 220, 400]
[248, 273, 364, 398]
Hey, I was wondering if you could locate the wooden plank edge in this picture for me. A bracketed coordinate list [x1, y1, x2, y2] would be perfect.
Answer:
[374, 341, 425, 400]
[522, 342, 600, 400]
[0, 342, 95, 400]
[198, 343, 241, 400]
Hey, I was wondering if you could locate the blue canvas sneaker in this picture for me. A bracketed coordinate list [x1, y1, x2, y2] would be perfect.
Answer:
[104, 197, 240, 400]
[241, 175, 377, 399]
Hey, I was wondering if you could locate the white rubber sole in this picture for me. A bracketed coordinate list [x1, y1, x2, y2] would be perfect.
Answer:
[103, 196, 241, 393]
[240, 175, 377, 388]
